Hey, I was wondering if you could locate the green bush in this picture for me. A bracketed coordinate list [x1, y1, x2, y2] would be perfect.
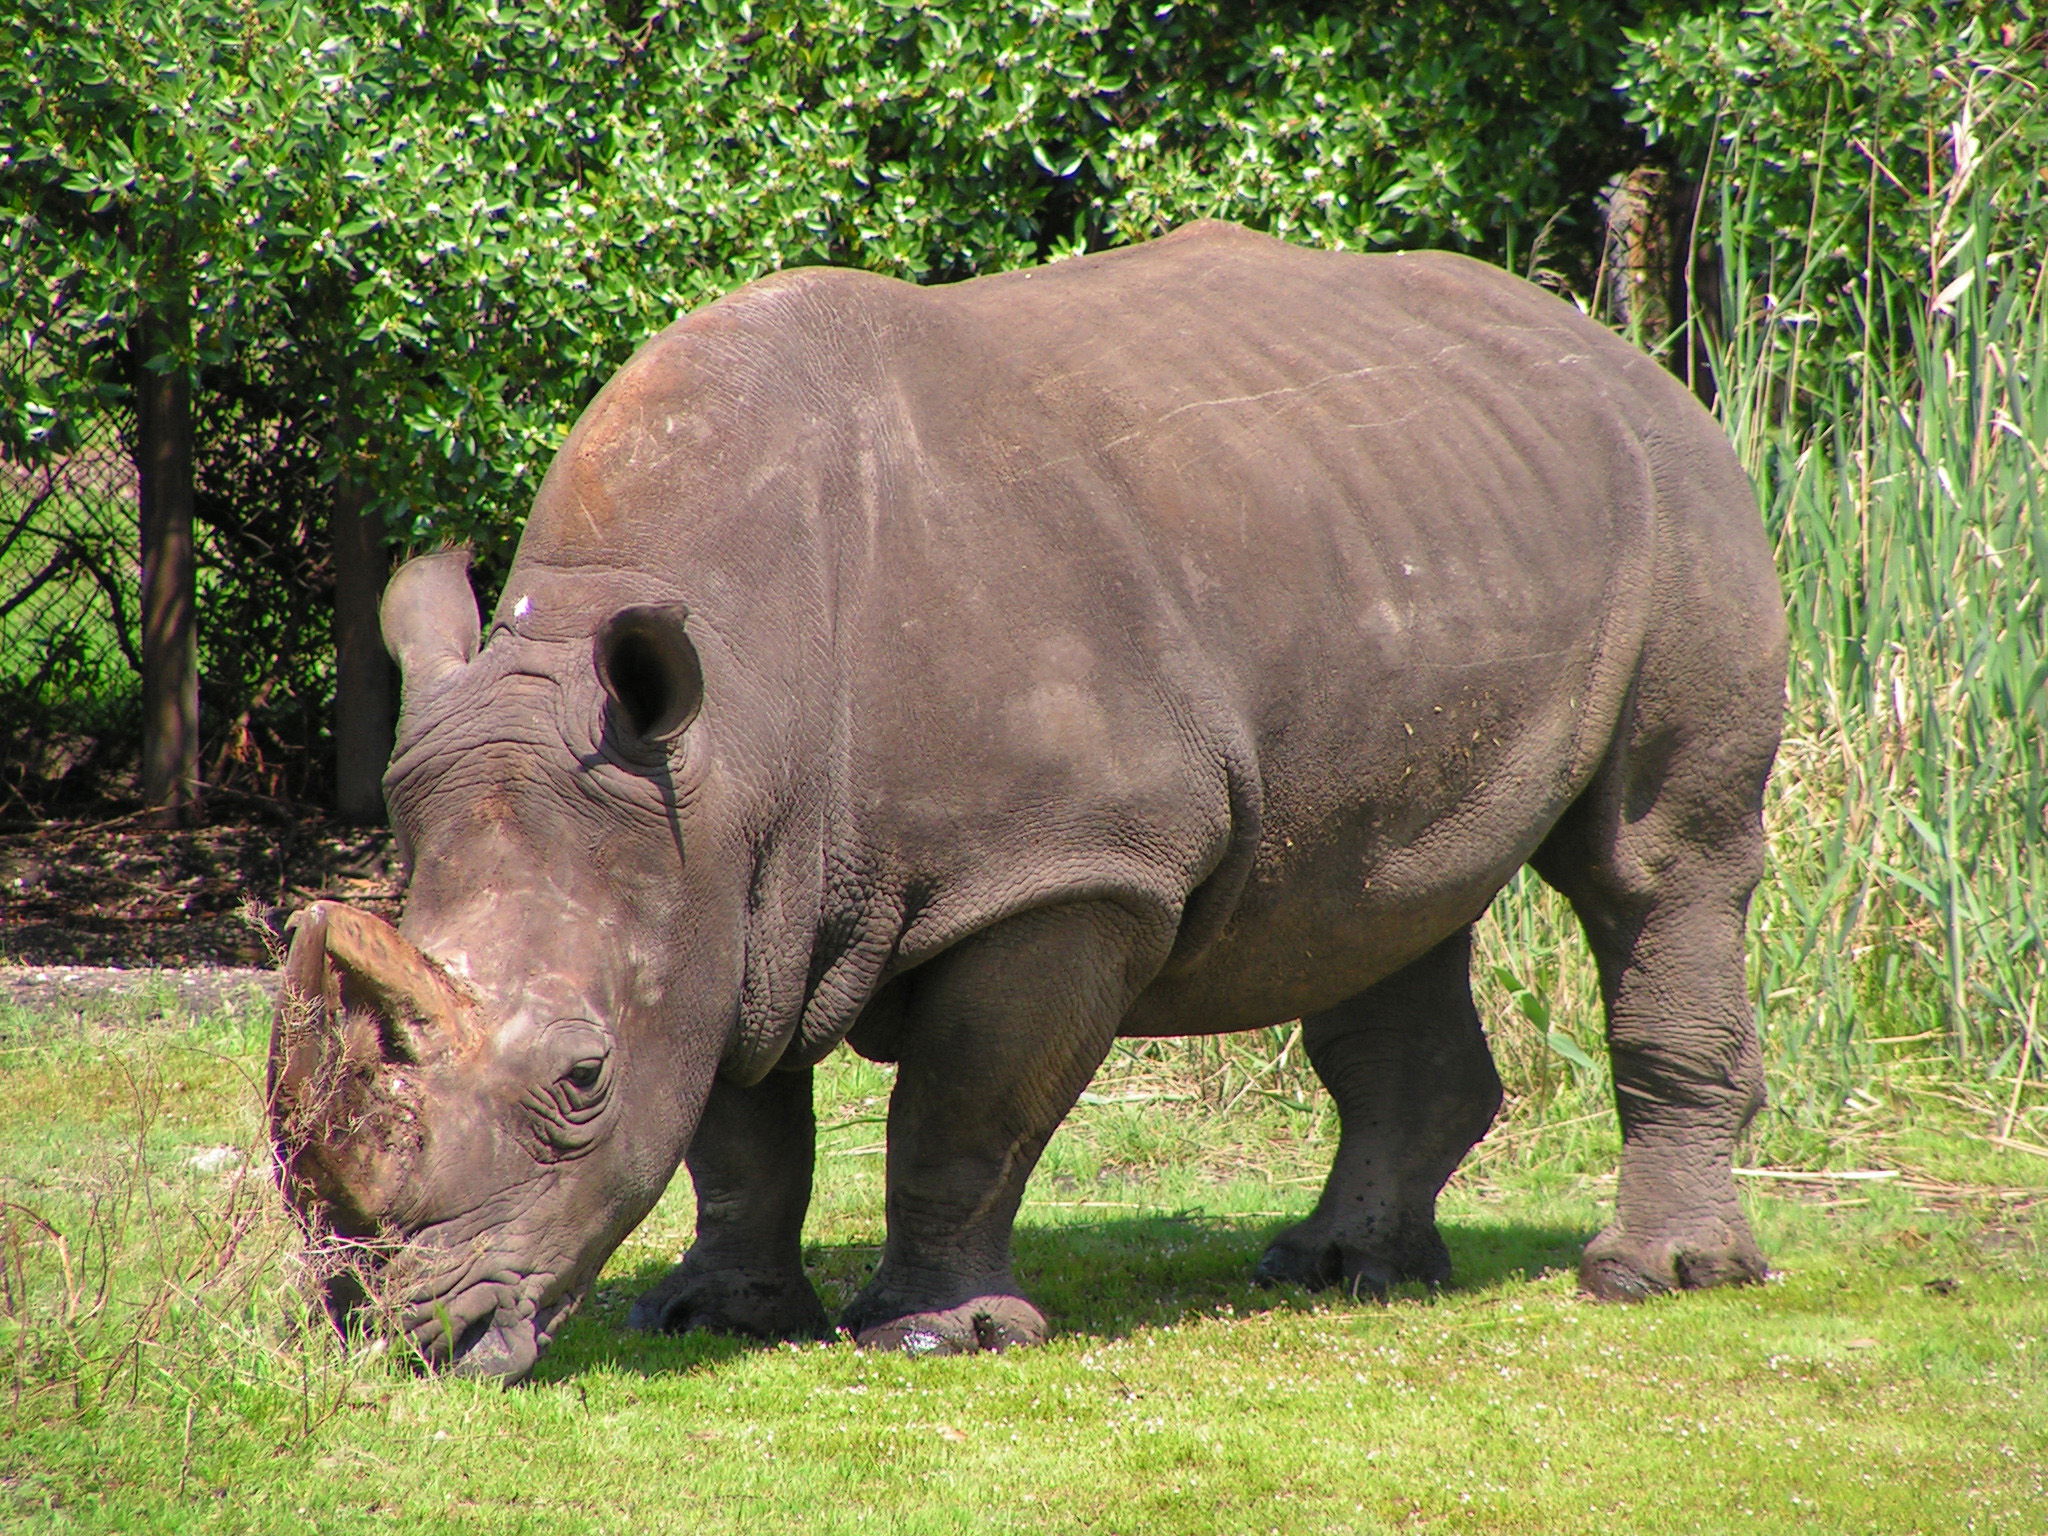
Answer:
[3, 0, 2042, 1087]
[2, 1, 1656, 802]
[1619, 0, 2047, 397]
[5, 0, 1654, 555]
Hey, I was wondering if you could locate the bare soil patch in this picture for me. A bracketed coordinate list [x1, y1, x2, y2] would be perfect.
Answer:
[0, 811, 403, 1003]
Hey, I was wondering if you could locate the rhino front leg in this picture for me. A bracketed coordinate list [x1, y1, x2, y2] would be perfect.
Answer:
[1255, 926, 1503, 1297]
[628, 1066, 830, 1340]
[843, 900, 1171, 1354]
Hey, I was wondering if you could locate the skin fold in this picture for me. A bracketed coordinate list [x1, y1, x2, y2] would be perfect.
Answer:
[269, 222, 1787, 1381]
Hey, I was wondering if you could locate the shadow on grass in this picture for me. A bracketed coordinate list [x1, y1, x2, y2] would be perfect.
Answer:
[538, 1213, 1592, 1382]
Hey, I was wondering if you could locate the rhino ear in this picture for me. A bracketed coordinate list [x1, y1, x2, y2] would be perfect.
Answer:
[382, 548, 479, 690]
[595, 603, 702, 741]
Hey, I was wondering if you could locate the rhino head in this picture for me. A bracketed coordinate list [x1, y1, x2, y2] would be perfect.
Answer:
[270, 547, 769, 1382]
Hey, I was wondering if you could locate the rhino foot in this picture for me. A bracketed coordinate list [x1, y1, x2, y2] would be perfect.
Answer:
[1578, 1222, 1768, 1302]
[1254, 1212, 1453, 1299]
[626, 1260, 830, 1341]
[845, 1294, 1047, 1355]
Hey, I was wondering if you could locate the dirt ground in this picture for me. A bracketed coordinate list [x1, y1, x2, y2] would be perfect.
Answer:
[0, 810, 404, 1007]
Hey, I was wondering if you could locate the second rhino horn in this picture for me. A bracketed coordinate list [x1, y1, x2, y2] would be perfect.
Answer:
[290, 900, 478, 1065]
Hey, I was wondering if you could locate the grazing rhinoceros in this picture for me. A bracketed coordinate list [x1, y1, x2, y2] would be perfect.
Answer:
[269, 221, 1785, 1381]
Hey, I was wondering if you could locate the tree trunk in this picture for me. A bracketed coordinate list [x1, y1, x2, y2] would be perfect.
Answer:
[134, 301, 199, 824]
[331, 453, 392, 823]
[1603, 162, 1718, 404]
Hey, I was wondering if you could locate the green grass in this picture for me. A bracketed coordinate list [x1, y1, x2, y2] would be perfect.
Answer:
[2, 993, 2041, 1534]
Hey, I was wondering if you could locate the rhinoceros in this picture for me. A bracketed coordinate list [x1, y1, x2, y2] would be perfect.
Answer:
[269, 221, 1785, 1381]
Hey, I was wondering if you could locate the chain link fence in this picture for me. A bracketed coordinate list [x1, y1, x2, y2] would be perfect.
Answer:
[0, 371, 142, 819]
[1, 334, 343, 821]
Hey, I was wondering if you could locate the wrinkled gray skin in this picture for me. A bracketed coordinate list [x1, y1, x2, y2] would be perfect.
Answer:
[272, 222, 1785, 1381]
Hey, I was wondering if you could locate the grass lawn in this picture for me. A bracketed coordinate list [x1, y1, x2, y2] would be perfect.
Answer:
[1, 987, 2042, 1534]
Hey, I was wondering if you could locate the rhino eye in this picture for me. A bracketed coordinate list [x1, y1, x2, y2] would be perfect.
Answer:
[555, 1055, 611, 1119]
[527, 1023, 614, 1153]
[531, 1054, 611, 1155]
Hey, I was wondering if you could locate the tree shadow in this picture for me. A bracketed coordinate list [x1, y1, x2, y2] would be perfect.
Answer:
[534, 1213, 1593, 1383]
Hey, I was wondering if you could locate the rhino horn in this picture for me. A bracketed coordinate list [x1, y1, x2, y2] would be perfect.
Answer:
[271, 902, 348, 1119]
[276, 901, 477, 1069]
[332, 902, 475, 1060]
[269, 903, 475, 1235]
[268, 900, 479, 1153]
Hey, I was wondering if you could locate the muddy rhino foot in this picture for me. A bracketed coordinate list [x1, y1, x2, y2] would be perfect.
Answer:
[1577, 1220, 1768, 1302]
[627, 1259, 830, 1341]
[1253, 1211, 1453, 1299]
[842, 1293, 1048, 1356]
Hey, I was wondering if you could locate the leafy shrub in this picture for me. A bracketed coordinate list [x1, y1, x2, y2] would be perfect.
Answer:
[5, 0, 1655, 556]
[1619, 0, 2047, 398]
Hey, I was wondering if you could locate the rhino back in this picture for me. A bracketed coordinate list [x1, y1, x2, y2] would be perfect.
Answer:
[504, 224, 1776, 1037]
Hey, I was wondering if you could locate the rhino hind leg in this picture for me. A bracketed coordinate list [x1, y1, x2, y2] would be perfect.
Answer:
[1532, 663, 1777, 1300]
[627, 1068, 830, 1340]
[841, 900, 1173, 1353]
[1255, 926, 1503, 1298]
[1541, 861, 1771, 1301]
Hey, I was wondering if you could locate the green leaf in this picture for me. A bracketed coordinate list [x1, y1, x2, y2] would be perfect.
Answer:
[1544, 1028, 1598, 1076]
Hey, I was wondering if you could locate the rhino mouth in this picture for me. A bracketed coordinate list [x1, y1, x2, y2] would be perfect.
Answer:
[309, 1247, 581, 1384]
[446, 1292, 577, 1382]
[402, 1275, 580, 1383]
[368, 1256, 582, 1383]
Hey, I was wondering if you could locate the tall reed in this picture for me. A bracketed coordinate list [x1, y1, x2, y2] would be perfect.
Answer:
[1711, 65, 2044, 1112]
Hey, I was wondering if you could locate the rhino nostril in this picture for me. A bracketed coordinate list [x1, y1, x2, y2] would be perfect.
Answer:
[452, 1312, 496, 1364]
[321, 1269, 373, 1333]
